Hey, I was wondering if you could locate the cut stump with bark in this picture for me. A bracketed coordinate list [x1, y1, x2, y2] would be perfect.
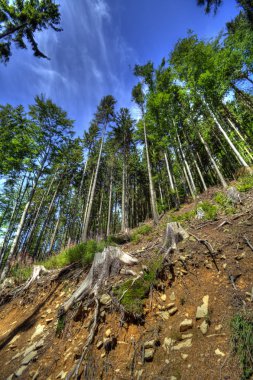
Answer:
[161, 222, 189, 259]
[58, 246, 138, 316]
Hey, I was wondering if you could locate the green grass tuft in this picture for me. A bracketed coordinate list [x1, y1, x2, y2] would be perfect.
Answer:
[41, 240, 106, 270]
[113, 257, 163, 316]
[236, 174, 253, 192]
[130, 224, 152, 244]
[213, 192, 236, 215]
[10, 264, 32, 283]
[231, 312, 253, 379]
[170, 209, 195, 223]
[197, 201, 218, 220]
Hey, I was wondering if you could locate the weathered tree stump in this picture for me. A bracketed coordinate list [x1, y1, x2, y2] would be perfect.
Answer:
[58, 246, 138, 316]
[161, 222, 189, 259]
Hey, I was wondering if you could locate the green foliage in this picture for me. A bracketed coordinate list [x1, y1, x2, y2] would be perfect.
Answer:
[231, 312, 253, 379]
[197, 201, 218, 220]
[10, 264, 32, 283]
[171, 201, 218, 222]
[56, 315, 66, 337]
[41, 240, 106, 269]
[114, 257, 163, 316]
[170, 209, 195, 222]
[213, 192, 236, 214]
[0, 0, 62, 63]
[130, 224, 152, 244]
[236, 174, 253, 192]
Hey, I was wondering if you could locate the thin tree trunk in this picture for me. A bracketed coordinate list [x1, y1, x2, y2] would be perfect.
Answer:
[33, 182, 60, 257]
[143, 118, 159, 224]
[0, 174, 28, 267]
[177, 133, 197, 197]
[226, 117, 253, 162]
[198, 132, 227, 188]
[49, 211, 61, 253]
[106, 171, 113, 237]
[193, 158, 207, 191]
[82, 133, 104, 242]
[23, 173, 57, 253]
[204, 98, 252, 173]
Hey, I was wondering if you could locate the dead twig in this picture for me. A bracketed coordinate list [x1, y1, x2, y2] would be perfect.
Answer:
[189, 232, 220, 272]
[216, 220, 232, 229]
[243, 235, 253, 252]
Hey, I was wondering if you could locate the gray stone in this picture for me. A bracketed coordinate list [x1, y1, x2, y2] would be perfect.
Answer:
[23, 343, 37, 357]
[162, 337, 175, 353]
[100, 294, 112, 305]
[158, 311, 170, 320]
[181, 333, 193, 340]
[200, 320, 208, 335]
[179, 319, 193, 332]
[144, 348, 155, 362]
[169, 292, 176, 301]
[144, 340, 156, 349]
[171, 338, 192, 351]
[21, 350, 37, 365]
[15, 366, 27, 377]
[196, 295, 209, 319]
[96, 341, 103, 349]
[168, 307, 178, 316]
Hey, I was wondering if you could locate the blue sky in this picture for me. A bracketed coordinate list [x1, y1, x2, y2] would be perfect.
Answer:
[0, 0, 239, 136]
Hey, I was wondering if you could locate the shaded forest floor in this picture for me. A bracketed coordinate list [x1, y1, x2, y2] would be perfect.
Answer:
[0, 184, 253, 380]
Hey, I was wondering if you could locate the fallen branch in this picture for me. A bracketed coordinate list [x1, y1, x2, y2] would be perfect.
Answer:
[243, 235, 253, 252]
[189, 232, 220, 272]
[216, 220, 232, 229]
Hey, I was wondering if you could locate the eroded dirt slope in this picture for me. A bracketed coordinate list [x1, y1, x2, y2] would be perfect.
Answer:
[0, 187, 253, 380]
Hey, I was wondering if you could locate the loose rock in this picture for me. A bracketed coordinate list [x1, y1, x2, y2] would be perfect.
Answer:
[172, 338, 192, 351]
[180, 319, 193, 332]
[200, 320, 208, 335]
[196, 295, 209, 319]
[144, 348, 155, 362]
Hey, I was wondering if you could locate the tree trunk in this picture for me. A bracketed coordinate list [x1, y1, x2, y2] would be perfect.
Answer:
[177, 133, 197, 197]
[226, 117, 253, 162]
[193, 158, 207, 191]
[143, 119, 159, 224]
[82, 134, 104, 243]
[204, 98, 252, 173]
[106, 172, 113, 237]
[198, 132, 227, 188]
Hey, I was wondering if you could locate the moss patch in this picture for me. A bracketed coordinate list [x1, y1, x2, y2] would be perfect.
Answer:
[113, 256, 163, 316]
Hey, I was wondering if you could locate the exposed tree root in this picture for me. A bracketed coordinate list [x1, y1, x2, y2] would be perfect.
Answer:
[0, 263, 76, 306]
[66, 297, 100, 380]
[189, 232, 220, 271]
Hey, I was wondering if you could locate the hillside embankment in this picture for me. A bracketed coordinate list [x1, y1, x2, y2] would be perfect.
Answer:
[0, 183, 253, 380]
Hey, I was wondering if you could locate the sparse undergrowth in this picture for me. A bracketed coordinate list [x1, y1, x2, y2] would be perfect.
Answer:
[113, 256, 163, 316]
[231, 312, 253, 379]
[236, 174, 253, 192]
[130, 224, 153, 244]
[10, 264, 32, 283]
[41, 240, 107, 269]
[213, 192, 236, 215]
